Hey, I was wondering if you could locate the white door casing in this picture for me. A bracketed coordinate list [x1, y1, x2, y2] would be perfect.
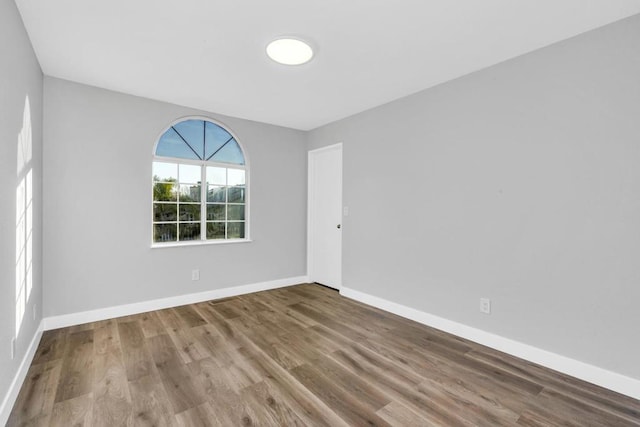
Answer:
[307, 143, 343, 289]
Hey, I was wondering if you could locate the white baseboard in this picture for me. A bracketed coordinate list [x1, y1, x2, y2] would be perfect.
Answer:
[340, 286, 640, 400]
[0, 320, 44, 426]
[43, 275, 308, 331]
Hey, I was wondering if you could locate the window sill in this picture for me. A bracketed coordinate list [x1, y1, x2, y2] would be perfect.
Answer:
[151, 239, 252, 249]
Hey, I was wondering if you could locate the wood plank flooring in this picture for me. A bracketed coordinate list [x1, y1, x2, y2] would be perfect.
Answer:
[8, 284, 640, 426]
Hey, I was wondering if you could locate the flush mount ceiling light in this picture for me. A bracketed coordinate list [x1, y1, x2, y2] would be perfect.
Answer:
[266, 38, 314, 65]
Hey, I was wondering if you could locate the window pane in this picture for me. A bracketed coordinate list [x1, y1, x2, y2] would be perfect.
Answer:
[155, 127, 200, 160]
[210, 139, 245, 165]
[227, 169, 245, 186]
[206, 222, 225, 239]
[154, 223, 177, 242]
[179, 223, 201, 241]
[206, 167, 226, 185]
[179, 164, 201, 184]
[154, 203, 177, 222]
[173, 120, 205, 159]
[179, 184, 201, 202]
[206, 204, 225, 221]
[227, 205, 245, 221]
[153, 183, 177, 201]
[205, 121, 233, 160]
[207, 186, 226, 202]
[153, 162, 177, 182]
[227, 222, 245, 239]
[179, 204, 200, 221]
[228, 186, 245, 203]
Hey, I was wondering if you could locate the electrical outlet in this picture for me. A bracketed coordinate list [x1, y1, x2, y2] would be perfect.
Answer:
[343, 206, 349, 216]
[11, 338, 16, 359]
[480, 298, 491, 314]
[191, 269, 200, 281]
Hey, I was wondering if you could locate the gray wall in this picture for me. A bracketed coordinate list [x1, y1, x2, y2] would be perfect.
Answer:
[43, 78, 307, 317]
[0, 0, 44, 407]
[308, 14, 640, 379]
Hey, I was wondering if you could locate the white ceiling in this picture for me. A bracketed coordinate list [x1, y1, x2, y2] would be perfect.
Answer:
[15, 0, 640, 130]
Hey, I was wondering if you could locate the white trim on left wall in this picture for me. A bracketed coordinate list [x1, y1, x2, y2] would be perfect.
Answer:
[44, 275, 308, 331]
[0, 320, 44, 426]
[0, 275, 308, 424]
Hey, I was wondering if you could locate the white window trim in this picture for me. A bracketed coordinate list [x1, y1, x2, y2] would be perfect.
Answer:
[150, 238, 253, 249]
[151, 116, 250, 247]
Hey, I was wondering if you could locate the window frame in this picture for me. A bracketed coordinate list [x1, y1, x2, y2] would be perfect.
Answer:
[151, 116, 250, 248]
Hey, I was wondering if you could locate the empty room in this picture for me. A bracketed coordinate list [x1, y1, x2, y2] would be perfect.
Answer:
[2, 0, 640, 425]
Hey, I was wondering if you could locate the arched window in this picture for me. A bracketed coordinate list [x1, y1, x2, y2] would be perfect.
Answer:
[152, 118, 247, 245]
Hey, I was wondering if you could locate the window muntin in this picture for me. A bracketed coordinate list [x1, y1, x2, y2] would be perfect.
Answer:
[152, 119, 247, 245]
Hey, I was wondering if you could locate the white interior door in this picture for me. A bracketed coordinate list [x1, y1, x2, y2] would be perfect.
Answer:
[308, 144, 342, 289]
